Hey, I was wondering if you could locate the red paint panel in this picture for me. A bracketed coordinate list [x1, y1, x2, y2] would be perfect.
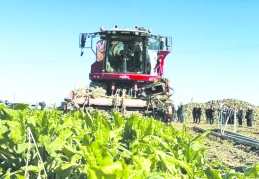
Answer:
[90, 73, 161, 82]
[91, 61, 103, 73]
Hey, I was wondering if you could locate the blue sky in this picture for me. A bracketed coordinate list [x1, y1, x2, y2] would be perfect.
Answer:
[0, 0, 259, 106]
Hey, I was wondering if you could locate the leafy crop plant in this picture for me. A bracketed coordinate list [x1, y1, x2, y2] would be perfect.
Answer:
[0, 107, 259, 178]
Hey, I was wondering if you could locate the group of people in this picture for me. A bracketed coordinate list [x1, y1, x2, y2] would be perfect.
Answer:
[192, 105, 202, 124]
[165, 101, 255, 127]
[166, 102, 185, 123]
[192, 104, 216, 124]
[192, 104, 254, 127]
[219, 105, 254, 127]
[176, 103, 185, 123]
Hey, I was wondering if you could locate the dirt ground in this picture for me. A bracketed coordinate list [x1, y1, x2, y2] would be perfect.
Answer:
[171, 121, 259, 173]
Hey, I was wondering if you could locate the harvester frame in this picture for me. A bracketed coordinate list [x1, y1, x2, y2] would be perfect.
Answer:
[65, 26, 174, 121]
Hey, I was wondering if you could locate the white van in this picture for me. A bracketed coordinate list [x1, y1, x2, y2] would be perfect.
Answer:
[29, 103, 41, 110]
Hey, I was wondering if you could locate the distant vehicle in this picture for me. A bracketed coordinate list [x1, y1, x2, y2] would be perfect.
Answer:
[7, 103, 15, 109]
[29, 103, 41, 110]
[57, 101, 67, 111]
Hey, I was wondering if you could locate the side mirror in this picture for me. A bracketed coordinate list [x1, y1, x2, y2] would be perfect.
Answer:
[80, 33, 86, 48]
[165, 37, 171, 47]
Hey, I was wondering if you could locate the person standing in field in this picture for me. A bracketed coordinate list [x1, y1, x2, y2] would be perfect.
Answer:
[205, 107, 210, 124]
[227, 106, 234, 124]
[222, 104, 228, 124]
[178, 103, 184, 123]
[237, 107, 243, 125]
[176, 105, 180, 122]
[245, 106, 253, 127]
[170, 101, 176, 122]
[192, 105, 197, 123]
[196, 104, 202, 124]
[208, 105, 215, 125]
[40, 101, 46, 110]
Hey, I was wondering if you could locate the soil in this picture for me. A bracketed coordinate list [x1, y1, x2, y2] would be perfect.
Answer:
[171, 121, 259, 173]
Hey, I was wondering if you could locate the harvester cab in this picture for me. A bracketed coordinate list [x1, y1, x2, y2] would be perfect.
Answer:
[79, 26, 172, 77]
[65, 26, 174, 121]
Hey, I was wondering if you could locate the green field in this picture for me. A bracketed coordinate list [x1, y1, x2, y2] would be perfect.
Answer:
[0, 105, 259, 178]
